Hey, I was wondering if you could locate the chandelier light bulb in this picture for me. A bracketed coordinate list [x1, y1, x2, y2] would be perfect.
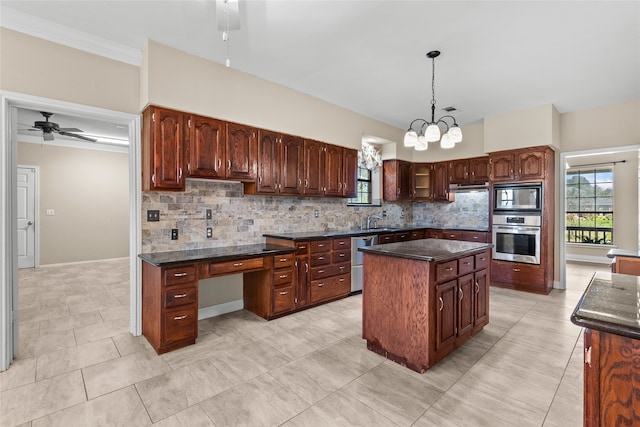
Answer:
[440, 132, 455, 149]
[424, 124, 440, 142]
[404, 130, 418, 147]
[448, 125, 463, 144]
[415, 134, 428, 151]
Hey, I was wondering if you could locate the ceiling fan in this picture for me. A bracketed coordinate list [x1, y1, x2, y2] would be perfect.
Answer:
[24, 111, 97, 142]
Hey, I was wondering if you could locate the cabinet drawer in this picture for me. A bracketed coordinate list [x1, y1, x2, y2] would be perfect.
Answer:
[332, 238, 351, 250]
[273, 285, 295, 314]
[411, 230, 425, 240]
[436, 260, 458, 283]
[164, 265, 197, 286]
[378, 234, 395, 244]
[273, 253, 294, 269]
[459, 256, 475, 275]
[491, 261, 545, 289]
[163, 308, 197, 345]
[332, 250, 350, 263]
[164, 287, 197, 308]
[310, 274, 350, 304]
[310, 262, 350, 280]
[310, 240, 331, 253]
[207, 257, 264, 276]
[475, 252, 489, 270]
[463, 231, 488, 243]
[310, 253, 331, 266]
[442, 231, 463, 240]
[395, 232, 411, 242]
[295, 242, 310, 256]
[273, 268, 294, 286]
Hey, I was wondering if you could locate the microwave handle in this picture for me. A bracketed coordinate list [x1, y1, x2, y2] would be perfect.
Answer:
[494, 225, 539, 232]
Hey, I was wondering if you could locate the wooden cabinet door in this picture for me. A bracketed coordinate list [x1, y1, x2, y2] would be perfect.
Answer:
[449, 159, 469, 184]
[457, 274, 474, 337]
[256, 129, 280, 194]
[473, 269, 488, 328]
[226, 123, 257, 181]
[435, 280, 457, 351]
[295, 255, 310, 308]
[342, 148, 358, 198]
[188, 114, 225, 179]
[303, 139, 325, 196]
[517, 150, 545, 180]
[489, 153, 515, 182]
[432, 162, 449, 201]
[145, 107, 186, 191]
[281, 134, 304, 195]
[324, 144, 343, 196]
[383, 160, 411, 201]
[469, 157, 490, 183]
[398, 161, 412, 200]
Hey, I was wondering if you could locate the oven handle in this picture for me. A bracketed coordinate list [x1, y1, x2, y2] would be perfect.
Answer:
[494, 226, 540, 233]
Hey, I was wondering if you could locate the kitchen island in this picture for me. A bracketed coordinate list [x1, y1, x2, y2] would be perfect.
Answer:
[360, 239, 492, 373]
[607, 248, 640, 275]
[570, 272, 640, 427]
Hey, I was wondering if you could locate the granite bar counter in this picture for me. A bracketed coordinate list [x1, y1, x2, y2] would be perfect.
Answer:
[570, 272, 640, 426]
[361, 238, 493, 373]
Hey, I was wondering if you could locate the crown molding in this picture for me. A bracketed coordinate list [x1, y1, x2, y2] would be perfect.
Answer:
[1, 7, 141, 66]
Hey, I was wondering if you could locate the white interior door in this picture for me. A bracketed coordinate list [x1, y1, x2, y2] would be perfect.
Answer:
[17, 166, 36, 269]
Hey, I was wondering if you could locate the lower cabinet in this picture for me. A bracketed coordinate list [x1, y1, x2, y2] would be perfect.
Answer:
[490, 259, 547, 294]
[583, 329, 640, 426]
[310, 274, 350, 304]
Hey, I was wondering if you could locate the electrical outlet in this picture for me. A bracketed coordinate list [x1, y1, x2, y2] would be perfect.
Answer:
[314, 210, 319, 218]
[206, 227, 213, 238]
[171, 229, 178, 240]
[147, 210, 160, 222]
[206, 209, 212, 220]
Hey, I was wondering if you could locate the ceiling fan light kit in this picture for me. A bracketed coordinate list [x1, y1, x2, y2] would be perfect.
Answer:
[404, 50, 463, 151]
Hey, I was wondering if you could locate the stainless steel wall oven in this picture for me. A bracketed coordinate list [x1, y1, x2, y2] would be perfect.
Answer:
[492, 214, 541, 264]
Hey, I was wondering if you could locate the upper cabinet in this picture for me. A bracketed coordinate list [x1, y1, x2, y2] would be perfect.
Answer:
[325, 145, 358, 198]
[383, 160, 412, 201]
[303, 139, 325, 196]
[142, 106, 186, 191]
[187, 114, 225, 179]
[412, 163, 432, 201]
[489, 146, 551, 182]
[342, 148, 358, 198]
[250, 131, 303, 195]
[226, 123, 257, 181]
[432, 161, 449, 201]
[449, 157, 490, 185]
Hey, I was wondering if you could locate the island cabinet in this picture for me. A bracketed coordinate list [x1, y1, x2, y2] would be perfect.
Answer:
[361, 241, 491, 373]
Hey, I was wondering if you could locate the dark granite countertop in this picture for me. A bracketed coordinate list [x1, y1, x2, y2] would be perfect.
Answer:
[571, 272, 640, 340]
[139, 243, 295, 267]
[607, 248, 640, 259]
[358, 239, 493, 263]
[264, 225, 489, 241]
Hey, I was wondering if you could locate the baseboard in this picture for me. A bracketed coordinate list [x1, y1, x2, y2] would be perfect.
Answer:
[38, 256, 129, 268]
[566, 254, 611, 265]
[198, 299, 244, 320]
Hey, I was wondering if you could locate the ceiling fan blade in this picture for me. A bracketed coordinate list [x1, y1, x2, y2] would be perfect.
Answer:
[43, 132, 54, 141]
[57, 131, 97, 142]
[57, 127, 84, 133]
[26, 128, 42, 131]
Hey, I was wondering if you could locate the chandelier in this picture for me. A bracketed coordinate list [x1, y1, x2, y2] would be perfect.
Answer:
[404, 51, 463, 151]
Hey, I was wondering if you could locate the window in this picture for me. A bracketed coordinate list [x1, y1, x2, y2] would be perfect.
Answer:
[348, 166, 372, 204]
[566, 167, 613, 245]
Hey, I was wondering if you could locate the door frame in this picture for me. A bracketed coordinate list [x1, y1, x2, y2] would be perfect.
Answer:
[0, 91, 142, 371]
[17, 165, 40, 269]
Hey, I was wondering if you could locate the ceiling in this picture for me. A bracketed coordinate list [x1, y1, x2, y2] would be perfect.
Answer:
[2, 1, 639, 142]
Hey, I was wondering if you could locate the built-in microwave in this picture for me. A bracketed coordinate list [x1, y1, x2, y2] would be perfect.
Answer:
[493, 183, 542, 213]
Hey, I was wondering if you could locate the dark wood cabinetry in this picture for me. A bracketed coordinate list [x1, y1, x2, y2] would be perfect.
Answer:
[187, 114, 225, 179]
[249, 131, 303, 195]
[432, 162, 450, 201]
[448, 159, 469, 185]
[489, 146, 550, 182]
[450, 157, 490, 184]
[324, 143, 343, 197]
[412, 163, 432, 201]
[226, 122, 257, 181]
[280, 134, 304, 195]
[383, 160, 412, 201]
[303, 139, 325, 196]
[142, 106, 186, 191]
[582, 329, 640, 426]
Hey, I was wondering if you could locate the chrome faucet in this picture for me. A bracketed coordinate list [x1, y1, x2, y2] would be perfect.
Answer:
[366, 214, 384, 229]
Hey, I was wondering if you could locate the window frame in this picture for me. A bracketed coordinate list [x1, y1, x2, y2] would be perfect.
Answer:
[347, 166, 373, 206]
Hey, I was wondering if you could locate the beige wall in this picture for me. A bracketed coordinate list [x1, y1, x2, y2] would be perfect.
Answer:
[484, 104, 559, 153]
[17, 142, 129, 265]
[0, 28, 139, 114]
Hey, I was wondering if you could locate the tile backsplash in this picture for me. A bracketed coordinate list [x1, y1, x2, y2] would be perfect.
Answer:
[141, 180, 489, 253]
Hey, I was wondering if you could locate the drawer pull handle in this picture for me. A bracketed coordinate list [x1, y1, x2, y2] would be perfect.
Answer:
[339, 254, 345, 257]
[445, 267, 453, 271]
[318, 244, 325, 247]
[173, 273, 188, 277]
[438, 297, 444, 311]
[339, 266, 345, 270]
[279, 291, 288, 295]
[279, 274, 288, 279]
[480, 257, 486, 261]
[174, 293, 188, 298]
[464, 262, 471, 265]
[279, 258, 288, 262]
[318, 283, 325, 287]
[513, 268, 521, 272]
[339, 278, 345, 282]
[233, 263, 243, 267]
[173, 315, 187, 320]
[473, 236, 479, 240]
[339, 241, 345, 245]
[318, 257, 325, 260]
[299, 245, 307, 249]
[318, 270, 325, 273]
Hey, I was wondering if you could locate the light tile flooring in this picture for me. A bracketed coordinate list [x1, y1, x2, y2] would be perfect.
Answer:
[0, 260, 609, 426]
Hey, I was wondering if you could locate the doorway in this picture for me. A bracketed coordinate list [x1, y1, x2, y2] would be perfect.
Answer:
[0, 92, 142, 371]
[17, 166, 38, 269]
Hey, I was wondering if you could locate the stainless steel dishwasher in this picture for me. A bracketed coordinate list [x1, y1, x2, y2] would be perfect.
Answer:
[350, 234, 378, 293]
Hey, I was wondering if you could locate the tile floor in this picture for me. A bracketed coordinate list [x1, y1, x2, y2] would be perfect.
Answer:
[0, 260, 610, 426]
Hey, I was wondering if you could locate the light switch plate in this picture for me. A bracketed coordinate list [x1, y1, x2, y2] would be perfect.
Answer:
[206, 209, 212, 219]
